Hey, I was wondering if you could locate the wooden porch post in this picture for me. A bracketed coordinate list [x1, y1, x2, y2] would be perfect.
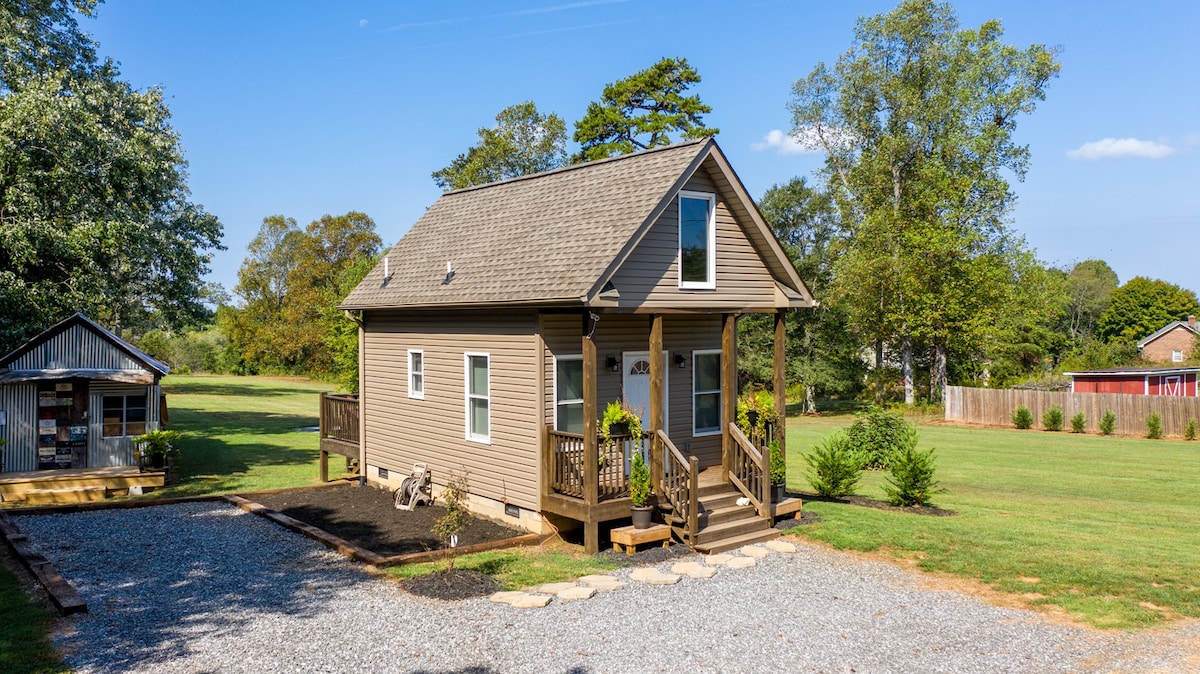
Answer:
[649, 314, 664, 492]
[582, 312, 600, 553]
[721, 313, 736, 482]
[774, 310, 787, 461]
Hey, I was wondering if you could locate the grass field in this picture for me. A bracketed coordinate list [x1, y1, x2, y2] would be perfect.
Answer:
[784, 413, 1200, 629]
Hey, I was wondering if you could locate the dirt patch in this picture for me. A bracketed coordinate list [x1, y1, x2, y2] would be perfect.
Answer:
[400, 568, 500, 600]
[793, 491, 956, 516]
[248, 484, 526, 557]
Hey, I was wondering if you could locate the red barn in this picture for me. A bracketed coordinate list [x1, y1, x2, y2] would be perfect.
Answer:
[1065, 367, 1200, 397]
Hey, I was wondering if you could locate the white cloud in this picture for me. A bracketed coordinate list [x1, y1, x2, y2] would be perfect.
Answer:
[1066, 137, 1175, 160]
[751, 129, 821, 155]
[358, 18, 368, 27]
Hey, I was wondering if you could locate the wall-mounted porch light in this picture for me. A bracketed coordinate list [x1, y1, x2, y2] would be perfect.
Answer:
[606, 354, 620, 372]
[674, 353, 687, 369]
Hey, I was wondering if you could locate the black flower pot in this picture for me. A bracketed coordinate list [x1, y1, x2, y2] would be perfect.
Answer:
[631, 505, 654, 529]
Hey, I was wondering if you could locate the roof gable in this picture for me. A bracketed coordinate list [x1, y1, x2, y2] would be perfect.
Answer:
[0, 313, 169, 376]
[1137, 320, 1199, 348]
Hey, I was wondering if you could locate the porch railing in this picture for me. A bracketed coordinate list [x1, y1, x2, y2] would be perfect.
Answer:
[546, 428, 639, 502]
[729, 423, 769, 516]
[746, 421, 775, 454]
[661, 430, 698, 541]
[319, 393, 360, 444]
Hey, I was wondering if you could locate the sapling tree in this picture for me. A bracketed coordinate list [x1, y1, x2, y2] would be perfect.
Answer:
[432, 469, 470, 572]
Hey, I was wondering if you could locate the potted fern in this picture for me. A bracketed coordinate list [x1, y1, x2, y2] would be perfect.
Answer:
[599, 400, 643, 467]
[133, 429, 181, 471]
[628, 451, 653, 529]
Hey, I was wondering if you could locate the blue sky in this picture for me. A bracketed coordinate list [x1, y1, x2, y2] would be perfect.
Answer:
[84, 1, 1200, 298]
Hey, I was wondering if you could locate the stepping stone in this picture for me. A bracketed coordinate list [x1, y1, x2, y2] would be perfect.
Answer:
[726, 557, 757, 569]
[579, 575, 628, 591]
[628, 568, 681, 585]
[489, 591, 527, 605]
[739, 545, 770, 558]
[671, 562, 718, 579]
[511, 594, 553, 609]
[537, 582, 579, 594]
[766, 540, 798, 554]
[705, 554, 734, 567]
[556, 586, 597, 601]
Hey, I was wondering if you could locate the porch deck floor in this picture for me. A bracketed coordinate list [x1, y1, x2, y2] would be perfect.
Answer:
[0, 466, 164, 503]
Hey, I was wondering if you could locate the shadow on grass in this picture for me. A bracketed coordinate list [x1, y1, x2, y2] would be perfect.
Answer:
[161, 380, 326, 398]
[171, 410, 318, 437]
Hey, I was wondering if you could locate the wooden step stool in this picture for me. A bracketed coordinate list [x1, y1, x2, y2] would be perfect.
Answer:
[610, 523, 671, 555]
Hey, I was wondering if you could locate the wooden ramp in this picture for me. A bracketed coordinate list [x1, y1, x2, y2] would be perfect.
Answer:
[0, 466, 165, 504]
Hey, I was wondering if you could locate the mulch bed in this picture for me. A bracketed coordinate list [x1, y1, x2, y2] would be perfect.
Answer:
[249, 484, 526, 557]
[400, 568, 500, 600]
[792, 491, 955, 516]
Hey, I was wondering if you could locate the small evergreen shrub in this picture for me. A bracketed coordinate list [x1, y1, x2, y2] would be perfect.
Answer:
[1012, 405, 1033, 430]
[1070, 412, 1086, 434]
[804, 432, 862, 497]
[1099, 409, 1116, 436]
[1146, 412, 1163, 440]
[1185, 419, 1198, 441]
[882, 446, 946, 507]
[1042, 405, 1064, 432]
[844, 406, 917, 470]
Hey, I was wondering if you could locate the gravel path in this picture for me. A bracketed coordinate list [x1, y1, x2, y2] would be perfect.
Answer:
[15, 503, 1199, 673]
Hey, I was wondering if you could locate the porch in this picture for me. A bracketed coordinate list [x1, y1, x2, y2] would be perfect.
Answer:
[0, 466, 165, 504]
[318, 392, 361, 482]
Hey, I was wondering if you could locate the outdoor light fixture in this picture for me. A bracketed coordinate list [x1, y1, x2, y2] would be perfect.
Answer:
[606, 354, 619, 372]
[674, 353, 687, 369]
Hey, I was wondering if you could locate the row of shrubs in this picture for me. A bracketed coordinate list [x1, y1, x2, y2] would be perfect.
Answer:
[1012, 405, 1199, 440]
[803, 407, 945, 507]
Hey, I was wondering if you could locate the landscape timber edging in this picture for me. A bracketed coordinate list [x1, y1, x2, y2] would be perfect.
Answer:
[0, 511, 87, 616]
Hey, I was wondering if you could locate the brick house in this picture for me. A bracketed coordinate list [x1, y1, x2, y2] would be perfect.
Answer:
[1137, 316, 1198, 364]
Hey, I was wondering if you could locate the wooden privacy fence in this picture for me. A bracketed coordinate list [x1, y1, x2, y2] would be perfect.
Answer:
[945, 385, 1200, 437]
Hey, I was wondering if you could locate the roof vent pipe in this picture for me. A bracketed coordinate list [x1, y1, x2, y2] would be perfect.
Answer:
[442, 260, 455, 285]
[382, 256, 393, 285]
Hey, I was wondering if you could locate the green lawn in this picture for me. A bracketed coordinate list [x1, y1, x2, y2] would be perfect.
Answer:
[386, 544, 620, 589]
[784, 413, 1200, 628]
[0, 560, 65, 674]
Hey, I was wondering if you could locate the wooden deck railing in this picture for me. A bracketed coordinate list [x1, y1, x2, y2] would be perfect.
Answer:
[746, 421, 775, 454]
[319, 393, 359, 444]
[661, 430, 698, 541]
[547, 427, 637, 502]
[729, 423, 769, 516]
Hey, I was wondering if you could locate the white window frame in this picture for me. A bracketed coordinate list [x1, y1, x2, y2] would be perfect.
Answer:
[677, 190, 717, 290]
[553, 355, 584, 434]
[692, 349, 722, 437]
[408, 349, 425, 399]
[1172, 349, 1184, 363]
[464, 352, 491, 444]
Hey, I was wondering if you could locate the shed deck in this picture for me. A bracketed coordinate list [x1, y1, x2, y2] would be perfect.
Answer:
[0, 466, 164, 503]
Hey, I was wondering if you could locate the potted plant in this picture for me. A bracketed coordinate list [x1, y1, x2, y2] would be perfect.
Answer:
[736, 388, 777, 441]
[600, 399, 644, 445]
[768, 440, 786, 502]
[629, 451, 654, 528]
[133, 429, 181, 471]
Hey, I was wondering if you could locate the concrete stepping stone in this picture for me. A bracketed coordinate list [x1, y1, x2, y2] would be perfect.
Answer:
[628, 567, 681, 585]
[739, 545, 770, 558]
[705, 554, 734, 567]
[578, 575, 628, 591]
[510, 594, 553, 609]
[766, 540, 798, 553]
[489, 591, 527, 605]
[556, 586, 597, 601]
[671, 562, 718, 579]
[537, 582, 579, 594]
[726, 556, 757, 569]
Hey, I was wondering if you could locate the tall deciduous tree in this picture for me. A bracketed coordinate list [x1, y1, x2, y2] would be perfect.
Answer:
[0, 0, 223, 352]
[1062, 259, 1118, 344]
[789, 0, 1059, 403]
[432, 102, 567, 190]
[574, 57, 718, 162]
[1096, 276, 1199, 345]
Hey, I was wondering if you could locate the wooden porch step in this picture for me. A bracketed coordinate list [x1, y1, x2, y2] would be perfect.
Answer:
[698, 503, 759, 528]
[23, 486, 107, 505]
[692, 513, 772, 546]
[692, 527, 780, 554]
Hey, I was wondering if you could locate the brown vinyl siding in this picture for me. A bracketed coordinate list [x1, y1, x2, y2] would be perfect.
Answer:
[362, 310, 541, 510]
[540, 313, 723, 467]
[610, 160, 779, 310]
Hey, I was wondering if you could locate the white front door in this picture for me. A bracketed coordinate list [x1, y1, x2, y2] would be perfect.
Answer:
[622, 351, 668, 448]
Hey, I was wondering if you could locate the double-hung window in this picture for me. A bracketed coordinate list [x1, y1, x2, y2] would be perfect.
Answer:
[465, 353, 490, 443]
[678, 191, 716, 289]
[102, 394, 147, 438]
[1173, 349, 1184, 363]
[555, 356, 584, 434]
[693, 350, 721, 436]
[408, 350, 424, 399]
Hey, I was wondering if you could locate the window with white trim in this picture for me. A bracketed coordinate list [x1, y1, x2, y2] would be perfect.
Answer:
[693, 350, 721, 436]
[102, 394, 147, 438]
[555, 355, 584, 434]
[408, 350, 424, 399]
[678, 191, 716, 289]
[465, 353, 490, 442]
[1173, 349, 1184, 363]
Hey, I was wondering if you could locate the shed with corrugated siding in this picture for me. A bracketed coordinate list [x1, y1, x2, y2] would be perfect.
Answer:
[0, 313, 169, 472]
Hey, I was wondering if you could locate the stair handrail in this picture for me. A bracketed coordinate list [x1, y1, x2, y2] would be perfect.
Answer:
[659, 430, 698, 541]
[729, 423, 770, 518]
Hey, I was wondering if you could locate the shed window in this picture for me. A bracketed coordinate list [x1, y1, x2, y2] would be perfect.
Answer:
[555, 356, 584, 435]
[408, 350, 424, 399]
[465, 353, 490, 443]
[103, 394, 147, 438]
[678, 191, 716, 289]
[693, 350, 721, 436]
[1173, 350, 1184, 363]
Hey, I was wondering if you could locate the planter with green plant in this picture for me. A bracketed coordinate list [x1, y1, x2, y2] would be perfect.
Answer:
[599, 400, 643, 467]
[736, 388, 777, 443]
[628, 451, 654, 529]
[132, 429, 181, 471]
[768, 440, 786, 502]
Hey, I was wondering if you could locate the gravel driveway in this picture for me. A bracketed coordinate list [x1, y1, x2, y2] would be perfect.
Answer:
[14, 502, 1198, 673]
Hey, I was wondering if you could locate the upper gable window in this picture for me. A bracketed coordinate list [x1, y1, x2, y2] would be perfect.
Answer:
[678, 191, 716, 289]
